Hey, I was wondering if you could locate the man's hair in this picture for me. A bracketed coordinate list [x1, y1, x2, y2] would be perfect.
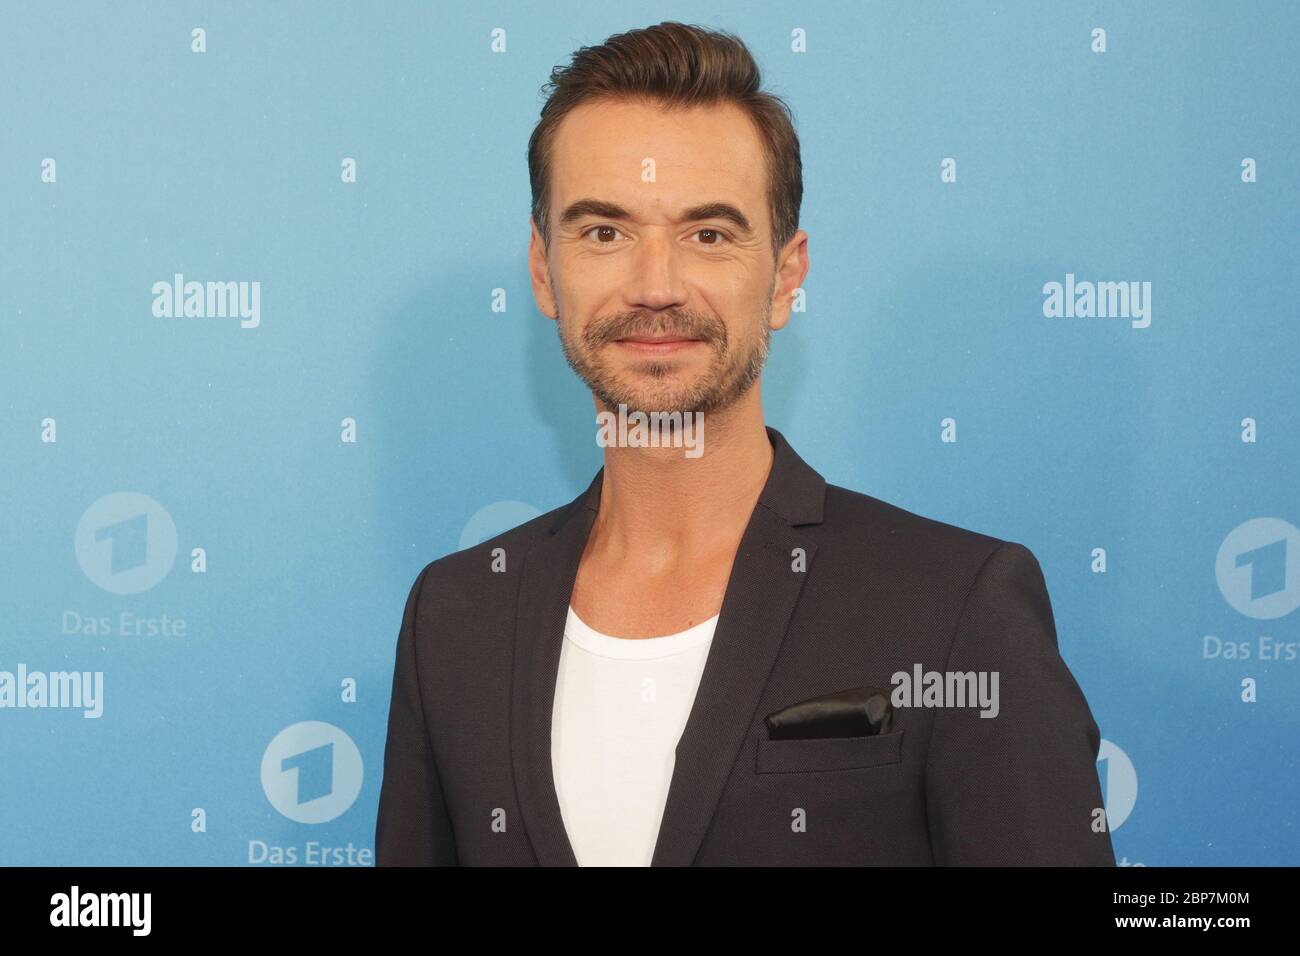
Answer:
[527, 21, 802, 262]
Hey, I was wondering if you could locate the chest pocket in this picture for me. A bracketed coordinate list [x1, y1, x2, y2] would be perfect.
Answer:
[755, 729, 904, 774]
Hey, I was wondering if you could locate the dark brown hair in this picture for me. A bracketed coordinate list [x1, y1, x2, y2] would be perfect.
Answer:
[527, 21, 802, 261]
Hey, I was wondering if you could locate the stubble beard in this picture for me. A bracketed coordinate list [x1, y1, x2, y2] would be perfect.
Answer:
[555, 291, 773, 418]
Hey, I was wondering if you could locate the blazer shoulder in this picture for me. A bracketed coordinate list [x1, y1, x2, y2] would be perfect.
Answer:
[409, 497, 573, 593]
[817, 485, 1054, 647]
[821, 482, 1010, 564]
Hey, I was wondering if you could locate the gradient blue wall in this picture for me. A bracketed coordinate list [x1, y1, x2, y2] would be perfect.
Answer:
[2, 0, 1296, 865]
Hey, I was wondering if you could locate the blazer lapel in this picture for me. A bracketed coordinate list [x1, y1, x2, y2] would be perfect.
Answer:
[509, 469, 600, 867]
[509, 426, 826, 867]
[651, 427, 824, 865]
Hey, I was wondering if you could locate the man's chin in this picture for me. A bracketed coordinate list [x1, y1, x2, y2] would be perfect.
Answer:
[593, 381, 726, 415]
[597, 398, 706, 417]
[590, 375, 710, 413]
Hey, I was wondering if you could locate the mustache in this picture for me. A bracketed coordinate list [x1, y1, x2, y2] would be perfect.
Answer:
[584, 312, 726, 347]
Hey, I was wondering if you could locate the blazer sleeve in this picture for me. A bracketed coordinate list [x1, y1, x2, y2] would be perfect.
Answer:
[924, 541, 1116, 865]
[374, 562, 458, 865]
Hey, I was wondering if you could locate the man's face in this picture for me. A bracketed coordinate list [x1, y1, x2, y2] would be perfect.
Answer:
[530, 97, 800, 417]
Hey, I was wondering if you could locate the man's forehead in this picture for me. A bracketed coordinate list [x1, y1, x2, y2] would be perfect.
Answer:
[549, 98, 767, 216]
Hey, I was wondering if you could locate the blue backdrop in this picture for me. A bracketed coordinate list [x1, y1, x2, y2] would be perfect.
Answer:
[2, 0, 1296, 866]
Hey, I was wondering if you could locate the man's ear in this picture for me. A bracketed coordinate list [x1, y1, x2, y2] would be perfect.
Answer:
[528, 217, 558, 320]
[768, 228, 809, 332]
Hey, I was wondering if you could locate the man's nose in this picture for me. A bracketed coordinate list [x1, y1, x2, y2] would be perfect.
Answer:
[626, 230, 687, 311]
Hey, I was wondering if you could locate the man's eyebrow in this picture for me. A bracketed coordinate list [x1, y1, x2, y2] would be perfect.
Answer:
[558, 198, 754, 235]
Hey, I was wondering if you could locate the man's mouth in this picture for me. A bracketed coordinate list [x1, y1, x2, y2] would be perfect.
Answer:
[616, 334, 701, 344]
[612, 334, 706, 355]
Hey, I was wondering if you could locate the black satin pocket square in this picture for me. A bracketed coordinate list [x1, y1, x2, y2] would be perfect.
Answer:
[764, 685, 894, 740]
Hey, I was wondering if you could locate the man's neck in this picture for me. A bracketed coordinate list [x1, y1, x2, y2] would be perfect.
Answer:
[585, 390, 774, 572]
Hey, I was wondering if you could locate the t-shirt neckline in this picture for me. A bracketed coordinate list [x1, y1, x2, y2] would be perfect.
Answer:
[564, 605, 719, 660]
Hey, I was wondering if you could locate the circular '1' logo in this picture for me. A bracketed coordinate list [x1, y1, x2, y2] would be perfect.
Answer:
[1215, 518, 1300, 620]
[75, 491, 178, 594]
[1097, 739, 1137, 832]
[261, 721, 363, 824]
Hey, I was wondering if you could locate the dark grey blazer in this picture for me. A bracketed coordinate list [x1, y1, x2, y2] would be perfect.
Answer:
[375, 426, 1116, 865]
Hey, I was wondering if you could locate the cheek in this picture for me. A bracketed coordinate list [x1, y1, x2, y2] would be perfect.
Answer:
[704, 269, 767, 316]
[719, 294, 770, 345]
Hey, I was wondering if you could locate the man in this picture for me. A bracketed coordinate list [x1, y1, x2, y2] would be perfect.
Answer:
[375, 21, 1115, 866]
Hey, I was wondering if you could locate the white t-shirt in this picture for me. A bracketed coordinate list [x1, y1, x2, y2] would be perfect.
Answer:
[551, 604, 719, 866]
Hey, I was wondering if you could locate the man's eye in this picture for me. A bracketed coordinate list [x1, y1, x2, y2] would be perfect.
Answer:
[691, 228, 731, 245]
[582, 225, 626, 243]
[580, 225, 732, 245]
